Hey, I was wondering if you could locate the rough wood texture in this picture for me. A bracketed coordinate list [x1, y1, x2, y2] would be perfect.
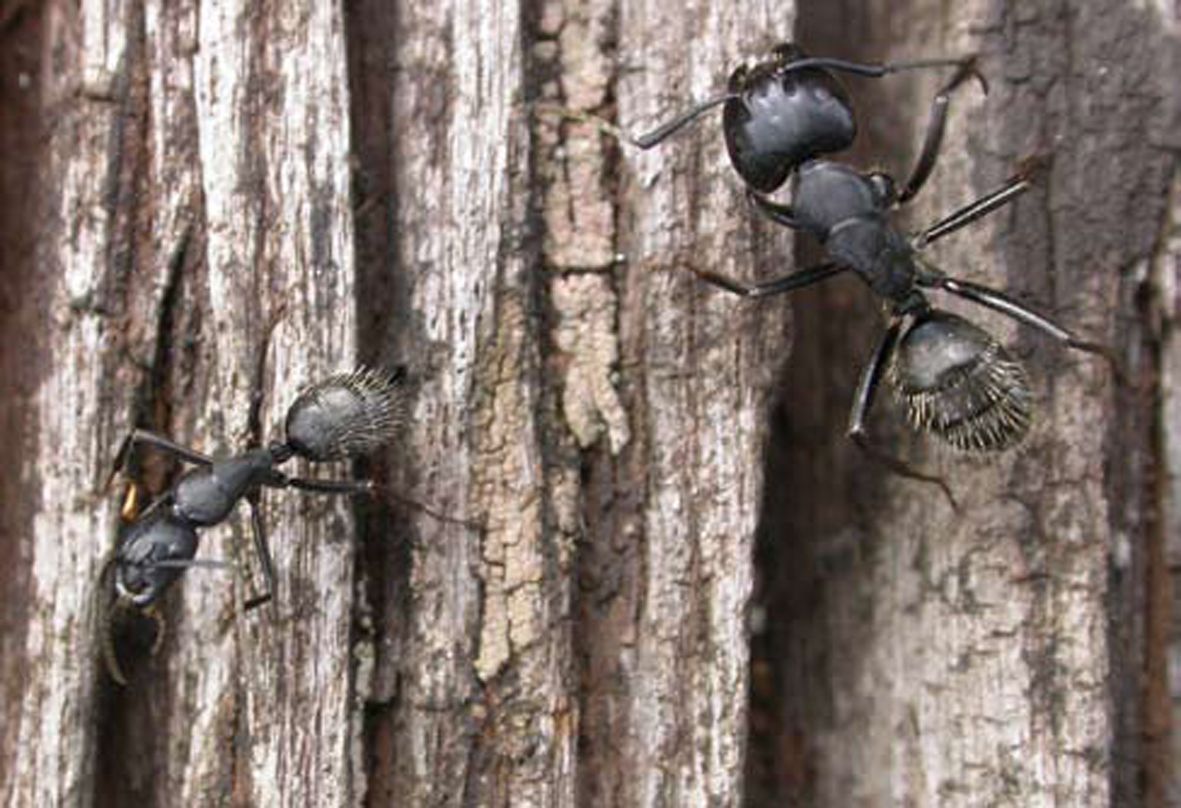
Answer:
[2, 0, 361, 805]
[1148, 9, 1181, 806]
[3, 0, 1178, 806]
[4, 2, 137, 804]
[606, 1, 792, 804]
[350, 0, 787, 802]
[750, 1, 1179, 806]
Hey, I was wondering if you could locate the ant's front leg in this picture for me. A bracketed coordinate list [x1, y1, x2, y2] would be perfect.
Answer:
[896, 56, 988, 204]
[108, 428, 213, 489]
[747, 190, 801, 229]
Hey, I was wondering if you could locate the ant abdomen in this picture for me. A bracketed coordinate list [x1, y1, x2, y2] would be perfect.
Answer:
[284, 368, 406, 462]
[890, 311, 1033, 452]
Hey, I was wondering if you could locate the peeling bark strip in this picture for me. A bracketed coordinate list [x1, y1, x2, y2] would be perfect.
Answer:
[373, 0, 581, 802]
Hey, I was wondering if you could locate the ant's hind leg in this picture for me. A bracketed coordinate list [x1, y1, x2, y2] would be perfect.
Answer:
[274, 475, 374, 496]
[847, 317, 958, 508]
[924, 274, 1122, 380]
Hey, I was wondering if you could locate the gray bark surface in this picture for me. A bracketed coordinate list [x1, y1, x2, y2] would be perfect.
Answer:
[0, 1, 1177, 807]
[749, 1, 1180, 806]
[1, 0, 780, 805]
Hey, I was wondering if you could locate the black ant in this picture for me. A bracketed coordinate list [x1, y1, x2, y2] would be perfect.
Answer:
[99, 368, 404, 683]
[609, 43, 1115, 499]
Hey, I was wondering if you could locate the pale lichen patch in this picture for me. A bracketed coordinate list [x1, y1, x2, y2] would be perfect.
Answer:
[552, 273, 631, 452]
[472, 296, 546, 682]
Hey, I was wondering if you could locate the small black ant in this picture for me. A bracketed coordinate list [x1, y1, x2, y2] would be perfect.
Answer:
[99, 368, 404, 683]
[631, 42, 984, 200]
[620, 43, 1115, 498]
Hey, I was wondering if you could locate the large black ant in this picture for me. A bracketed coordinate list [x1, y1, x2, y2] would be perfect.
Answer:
[615, 43, 1114, 497]
[99, 368, 404, 683]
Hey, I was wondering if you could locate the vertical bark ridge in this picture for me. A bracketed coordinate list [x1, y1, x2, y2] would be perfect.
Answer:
[613, 2, 792, 803]
[0, 1, 49, 799]
[4, 0, 167, 804]
[367, 0, 578, 802]
[1145, 10, 1181, 799]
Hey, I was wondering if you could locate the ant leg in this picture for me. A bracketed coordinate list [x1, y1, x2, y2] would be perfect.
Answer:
[271, 474, 374, 496]
[242, 491, 275, 611]
[911, 158, 1048, 248]
[687, 260, 845, 298]
[143, 603, 167, 655]
[119, 482, 143, 521]
[897, 57, 988, 204]
[747, 190, 801, 229]
[108, 428, 213, 489]
[924, 275, 1120, 372]
[847, 317, 958, 507]
[242, 474, 372, 610]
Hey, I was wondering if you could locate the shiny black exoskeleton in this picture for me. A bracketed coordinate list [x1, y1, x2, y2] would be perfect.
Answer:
[100, 369, 403, 682]
[721, 43, 857, 193]
[110, 368, 403, 608]
[633, 42, 983, 202]
[635, 44, 1113, 496]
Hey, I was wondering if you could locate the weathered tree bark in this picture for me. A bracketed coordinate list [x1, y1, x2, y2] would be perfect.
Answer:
[749, 1, 1181, 806]
[3, 0, 780, 805]
[3, 0, 362, 805]
[1, 0, 1178, 806]
[353, 0, 788, 803]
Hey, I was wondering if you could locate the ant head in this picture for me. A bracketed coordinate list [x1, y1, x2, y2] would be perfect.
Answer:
[114, 511, 199, 607]
[283, 368, 405, 462]
[890, 310, 1032, 451]
[723, 42, 856, 193]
